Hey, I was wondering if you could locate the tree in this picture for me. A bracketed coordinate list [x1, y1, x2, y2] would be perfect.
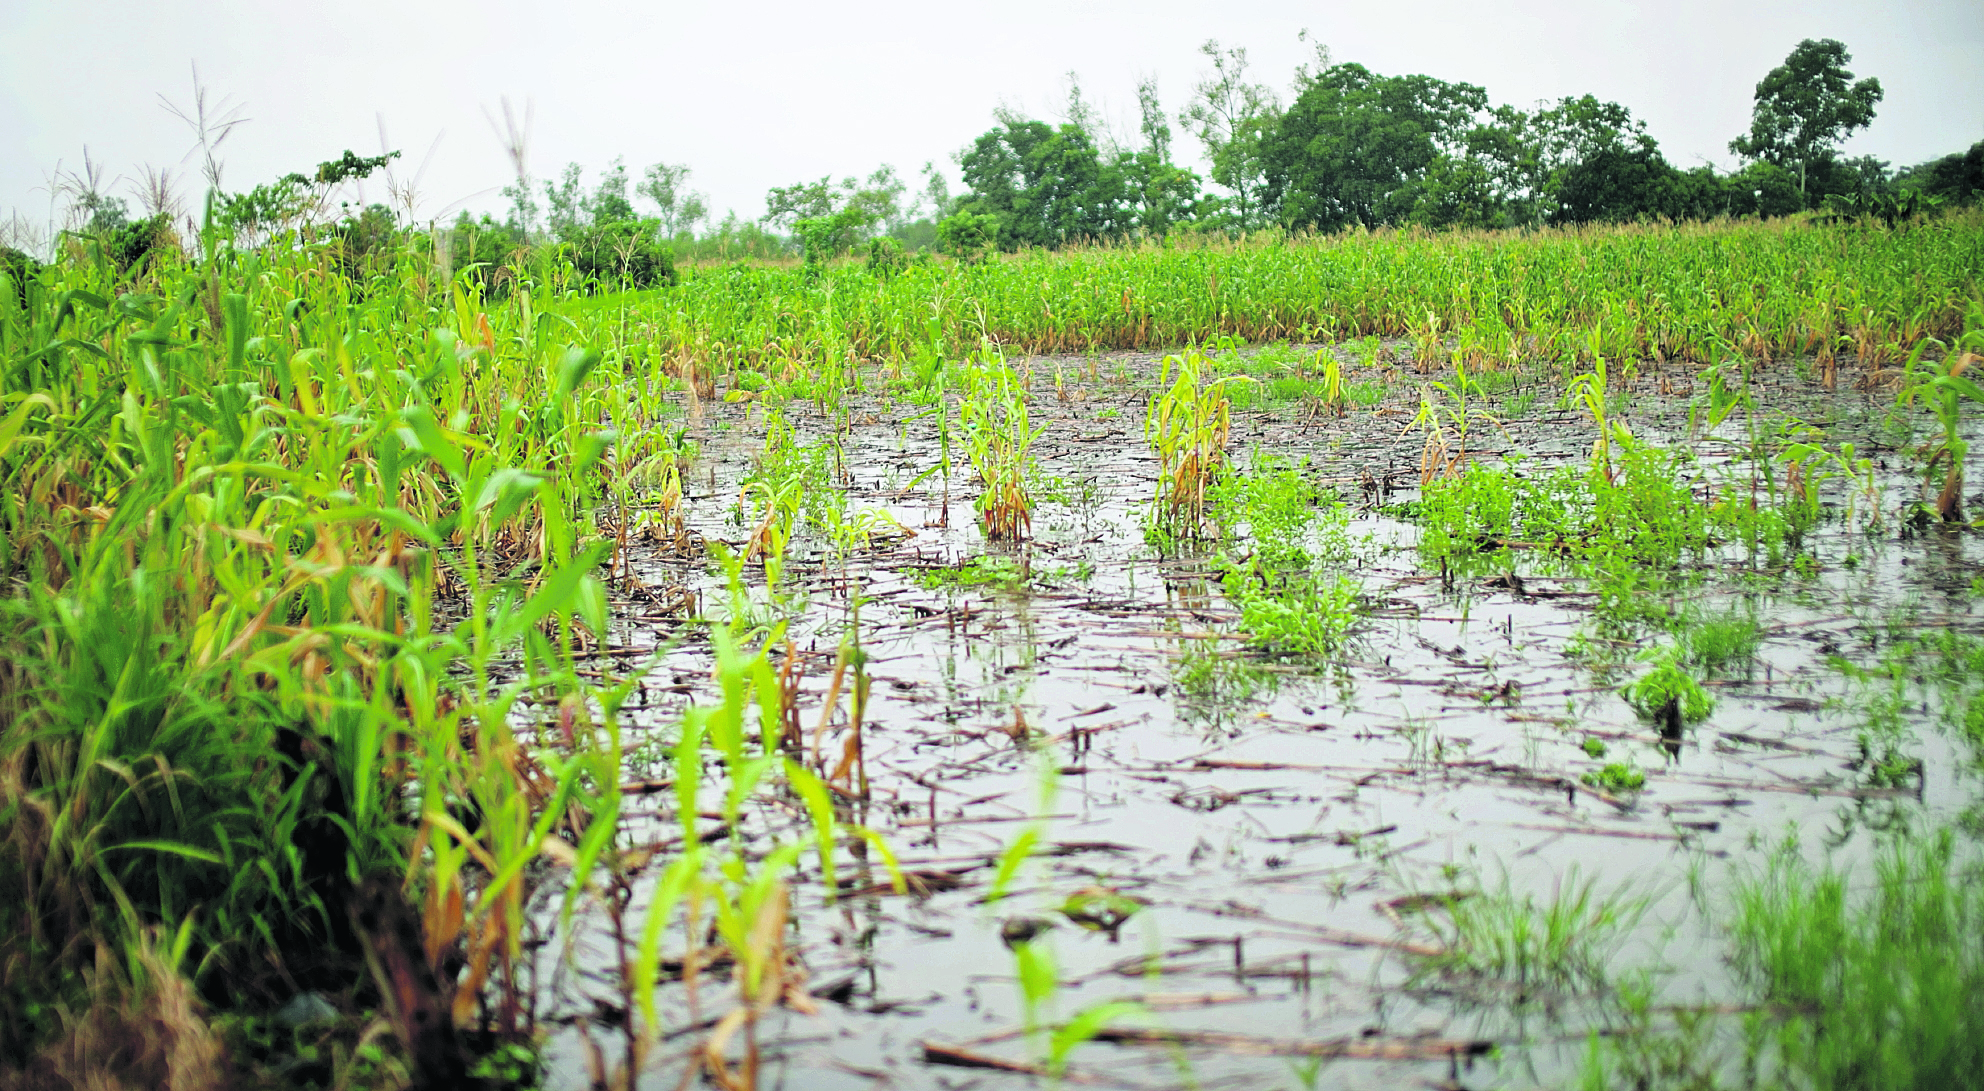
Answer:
[1180, 40, 1279, 229]
[762, 170, 907, 260]
[1728, 39, 1883, 205]
[586, 157, 635, 224]
[957, 117, 1136, 249]
[1897, 140, 1984, 206]
[544, 163, 586, 240]
[637, 162, 707, 238]
[1260, 63, 1487, 232]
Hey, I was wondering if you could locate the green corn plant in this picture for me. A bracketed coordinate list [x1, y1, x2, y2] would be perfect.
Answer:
[957, 345, 1044, 541]
[1403, 355, 1502, 484]
[1899, 299, 1984, 521]
[1145, 349, 1250, 537]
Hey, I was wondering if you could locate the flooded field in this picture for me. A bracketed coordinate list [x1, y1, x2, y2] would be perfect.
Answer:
[532, 343, 1984, 1089]
[8, 219, 1980, 1091]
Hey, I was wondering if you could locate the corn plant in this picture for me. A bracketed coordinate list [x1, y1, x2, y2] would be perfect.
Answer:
[1145, 349, 1249, 537]
[1899, 298, 1984, 521]
[958, 345, 1044, 541]
[1403, 356, 1502, 484]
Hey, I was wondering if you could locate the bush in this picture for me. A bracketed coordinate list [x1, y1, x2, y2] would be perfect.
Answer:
[937, 210, 998, 265]
[865, 235, 908, 278]
[447, 213, 530, 297]
[560, 220, 676, 289]
[328, 203, 402, 285]
[98, 213, 176, 276]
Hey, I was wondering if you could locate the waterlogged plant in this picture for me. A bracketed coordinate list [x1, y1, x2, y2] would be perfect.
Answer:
[1147, 349, 1250, 537]
[1675, 604, 1763, 677]
[1581, 763, 1647, 793]
[1414, 868, 1650, 997]
[1219, 557, 1362, 659]
[1403, 355, 1503, 483]
[1564, 352, 1635, 483]
[1729, 831, 1984, 1091]
[958, 346, 1045, 540]
[1898, 299, 1984, 521]
[1624, 651, 1715, 727]
[1208, 457, 1358, 568]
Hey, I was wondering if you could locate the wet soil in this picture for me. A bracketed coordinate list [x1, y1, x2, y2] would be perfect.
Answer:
[533, 347, 1983, 1089]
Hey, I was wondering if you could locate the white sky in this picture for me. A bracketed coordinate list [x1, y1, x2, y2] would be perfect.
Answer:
[4, 0, 1980, 234]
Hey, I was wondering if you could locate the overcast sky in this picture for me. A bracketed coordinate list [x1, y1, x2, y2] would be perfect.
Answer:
[4, 0, 1980, 235]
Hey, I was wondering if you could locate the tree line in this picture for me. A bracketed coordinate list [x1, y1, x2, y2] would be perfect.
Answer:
[941, 36, 1978, 255]
[11, 35, 1982, 292]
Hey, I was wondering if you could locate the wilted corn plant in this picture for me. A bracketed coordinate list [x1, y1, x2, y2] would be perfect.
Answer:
[1404, 356, 1502, 484]
[957, 344, 1045, 540]
[1145, 349, 1249, 537]
[1899, 296, 1984, 521]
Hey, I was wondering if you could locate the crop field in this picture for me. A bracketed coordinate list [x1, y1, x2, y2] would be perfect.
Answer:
[3, 215, 1984, 1091]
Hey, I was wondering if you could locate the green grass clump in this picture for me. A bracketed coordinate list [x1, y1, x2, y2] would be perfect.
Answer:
[1414, 869, 1649, 998]
[1220, 564, 1362, 659]
[1676, 605, 1764, 677]
[1731, 832, 1984, 1091]
[1624, 654, 1716, 726]
[1581, 763, 1647, 793]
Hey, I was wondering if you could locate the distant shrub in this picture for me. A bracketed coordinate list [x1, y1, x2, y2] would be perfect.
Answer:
[937, 210, 998, 265]
[93, 213, 176, 276]
[866, 235, 907, 278]
[447, 213, 530, 297]
[559, 220, 677, 289]
[329, 203, 402, 285]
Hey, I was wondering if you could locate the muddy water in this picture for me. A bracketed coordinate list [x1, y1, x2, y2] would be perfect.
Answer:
[538, 350, 1982, 1089]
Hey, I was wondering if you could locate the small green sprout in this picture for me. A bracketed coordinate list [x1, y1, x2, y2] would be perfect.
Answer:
[1581, 763, 1647, 793]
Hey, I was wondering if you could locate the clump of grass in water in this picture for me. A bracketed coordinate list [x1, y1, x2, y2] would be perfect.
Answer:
[1412, 867, 1650, 1001]
[1727, 831, 1984, 1090]
[1674, 604, 1763, 678]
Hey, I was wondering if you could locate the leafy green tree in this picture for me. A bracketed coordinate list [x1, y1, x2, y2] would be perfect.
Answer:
[217, 149, 399, 244]
[1725, 161, 1803, 218]
[544, 163, 587, 240]
[586, 157, 636, 224]
[1728, 38, 1884, 205]
[763, 169, 908, 260]
[1132, 78, 1207, 235]
[1260, 63, 1487, 231]
[330, 203, 400, 283]
[1181, 40, 1279, 229]
[936, 209, 997, 264]
[1552, 144, 1678, 223]
[957, 116, 1135, 249]
[1897, 140, 1984, 206]
[636, 162, 707, 238]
